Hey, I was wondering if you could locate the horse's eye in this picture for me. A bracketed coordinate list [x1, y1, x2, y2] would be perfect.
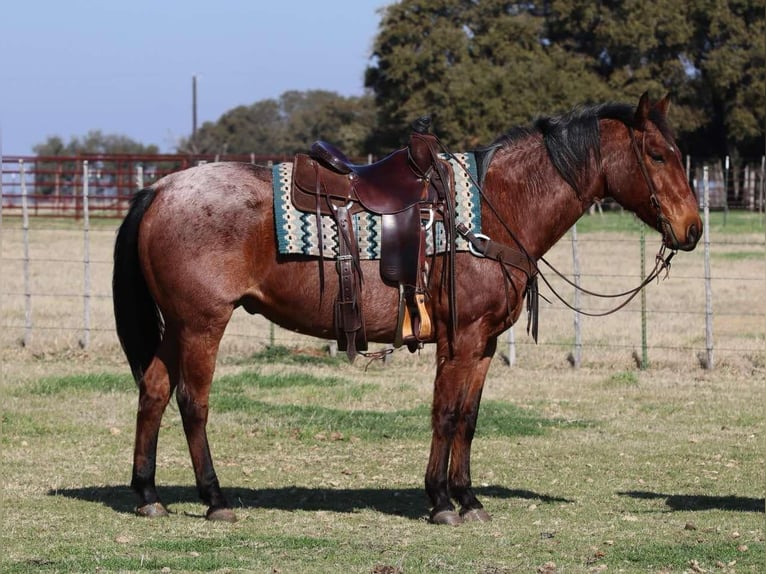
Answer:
[649, 152, 665, 164]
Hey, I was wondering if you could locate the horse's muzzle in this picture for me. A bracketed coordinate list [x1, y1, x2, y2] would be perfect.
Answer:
[664, 219, 702, 251]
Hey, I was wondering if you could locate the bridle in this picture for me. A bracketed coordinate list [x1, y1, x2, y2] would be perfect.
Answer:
[531, 124, 678, 318]
[627, 125, 680, 249]
[442, 120, 679, 332]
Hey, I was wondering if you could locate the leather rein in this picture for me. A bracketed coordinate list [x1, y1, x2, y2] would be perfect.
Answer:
[442, 123, 678, 328]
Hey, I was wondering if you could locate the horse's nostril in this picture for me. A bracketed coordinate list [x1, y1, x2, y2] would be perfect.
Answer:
[687, 223, 699, 245]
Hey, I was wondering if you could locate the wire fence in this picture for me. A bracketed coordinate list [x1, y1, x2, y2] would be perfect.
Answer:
[1, 159, 764, 373]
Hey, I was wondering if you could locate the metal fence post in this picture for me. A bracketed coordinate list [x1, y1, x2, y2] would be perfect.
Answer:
[571, 223, 582, 368]
[760, 155, 765, 219]
[507, 326, 516, 367]
[723, 155, 729, 226]
[640, 224, 648, 369]
[703, 166, 714, 369]
[81, 161, 91, 349]
[20, 160, 32, 347]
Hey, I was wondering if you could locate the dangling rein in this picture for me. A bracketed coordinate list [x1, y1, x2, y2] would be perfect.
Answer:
[532, 125, 679, 317]
[443, 128, 678, 337]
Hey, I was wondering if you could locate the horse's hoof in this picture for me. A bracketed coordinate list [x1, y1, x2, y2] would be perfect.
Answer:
[136, 502, 169, 518]
[461, 507, 492, 522]
[430, 509, 464, 526]
[206, 507, 237, 523]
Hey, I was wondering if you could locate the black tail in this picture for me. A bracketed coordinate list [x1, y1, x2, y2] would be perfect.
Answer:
[113, 188, 164, 383]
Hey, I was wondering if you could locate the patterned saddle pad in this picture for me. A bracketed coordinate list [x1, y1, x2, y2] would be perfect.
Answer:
[272, 152, 481, 259]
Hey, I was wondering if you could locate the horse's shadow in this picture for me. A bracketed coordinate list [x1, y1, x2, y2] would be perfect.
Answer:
[47, 484, 571, 520]
[619, 490, 764, 513]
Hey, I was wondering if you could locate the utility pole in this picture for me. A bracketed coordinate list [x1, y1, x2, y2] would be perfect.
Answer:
[192, 74, 198, 144]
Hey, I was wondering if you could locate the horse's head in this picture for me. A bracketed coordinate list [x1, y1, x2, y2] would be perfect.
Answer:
[606, 92, 702, 252]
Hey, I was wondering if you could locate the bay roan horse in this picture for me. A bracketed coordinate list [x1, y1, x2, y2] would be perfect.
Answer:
[113, 93, 701, 525]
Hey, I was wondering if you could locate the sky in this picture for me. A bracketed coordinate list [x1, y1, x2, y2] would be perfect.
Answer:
[0, 0, 389, 156]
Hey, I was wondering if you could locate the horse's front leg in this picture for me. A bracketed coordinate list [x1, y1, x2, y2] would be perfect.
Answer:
[448, 337, 496, 522]
[425, 334, 496, 525]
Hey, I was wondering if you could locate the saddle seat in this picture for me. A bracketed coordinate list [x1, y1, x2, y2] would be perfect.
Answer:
[310, 140, 437, 214]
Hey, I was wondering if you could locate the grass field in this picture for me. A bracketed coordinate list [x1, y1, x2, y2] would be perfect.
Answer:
[1, 211, 764, 573]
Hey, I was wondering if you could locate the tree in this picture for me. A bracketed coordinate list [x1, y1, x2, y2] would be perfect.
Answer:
[181, 90, 376, 157]
[32, 131, 159, 196]
[183, 99, 285, 156]
[365, 0, 765, 158]
[685, 0, 765, 157]
[547, 0, 765, 158]
[366, 0, 609, 151]
[33, 130, 159, 156]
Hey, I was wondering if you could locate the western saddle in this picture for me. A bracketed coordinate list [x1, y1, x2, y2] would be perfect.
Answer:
[290, 118, 457, 361]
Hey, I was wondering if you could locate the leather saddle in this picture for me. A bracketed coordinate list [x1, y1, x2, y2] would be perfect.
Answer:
[289, 119, 455, 361]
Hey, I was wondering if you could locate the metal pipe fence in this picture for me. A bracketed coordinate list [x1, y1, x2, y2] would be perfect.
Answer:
[2, 153, 764, 218]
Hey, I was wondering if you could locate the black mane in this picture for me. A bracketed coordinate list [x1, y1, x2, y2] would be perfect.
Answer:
[481, 102, 675, 197]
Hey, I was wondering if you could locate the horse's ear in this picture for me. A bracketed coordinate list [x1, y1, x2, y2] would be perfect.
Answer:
[634, 91, 651, 128]
[654, 94, 671, 118]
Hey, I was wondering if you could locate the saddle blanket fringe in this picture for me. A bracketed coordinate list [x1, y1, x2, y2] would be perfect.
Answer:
[272, 152, 481, 259]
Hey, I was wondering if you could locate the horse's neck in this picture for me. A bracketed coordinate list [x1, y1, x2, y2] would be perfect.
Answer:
[485, 142, 604, 260]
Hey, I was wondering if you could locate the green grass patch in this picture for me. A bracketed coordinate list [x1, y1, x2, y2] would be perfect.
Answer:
[570, 210, 645, 234]
[211, 393, 586, 441]
[1, 412, 58, 439]
[603, 370, 639, 387]
[570, 209, 765, 236]
[15, 370, 586, 442]
[713, 250, 764, 261]
[6, 534, 340, 573]
[610, 540, 763, 571]
[215, 369, 347, 392]
[29, 372, 133, 395]
[227, 344, 346, 366]
[707, 210, 766, 234]
[144, 533, 335, 552]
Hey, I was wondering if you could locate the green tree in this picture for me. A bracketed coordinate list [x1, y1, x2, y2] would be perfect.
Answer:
[685, 0, 765, 157]
[366, 0, 764, 158]
[366, 0, 610, 151]
[33, 130, 159, 156]
[181, 90, 376, 157]
[548, 0, 765, 157]
[32, 131, 158, 195]
[183, 99, 285, 155]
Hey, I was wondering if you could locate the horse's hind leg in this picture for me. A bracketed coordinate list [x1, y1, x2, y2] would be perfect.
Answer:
[175, 317, 235, 522]
[132, 335, 179, 517]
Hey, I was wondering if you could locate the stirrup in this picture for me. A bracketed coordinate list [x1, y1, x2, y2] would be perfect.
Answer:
[397, 288, 432, 346]
[394, 284, 407, 348]
[413, 292, 432, 339]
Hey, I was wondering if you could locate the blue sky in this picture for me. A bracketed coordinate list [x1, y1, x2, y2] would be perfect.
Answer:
[1, 0, 388, 155]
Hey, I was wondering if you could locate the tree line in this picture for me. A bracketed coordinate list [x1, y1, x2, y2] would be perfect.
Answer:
[35, 0, 764, 163]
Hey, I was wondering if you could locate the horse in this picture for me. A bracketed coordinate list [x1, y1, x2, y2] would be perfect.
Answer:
[113, 92, 701, 525]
